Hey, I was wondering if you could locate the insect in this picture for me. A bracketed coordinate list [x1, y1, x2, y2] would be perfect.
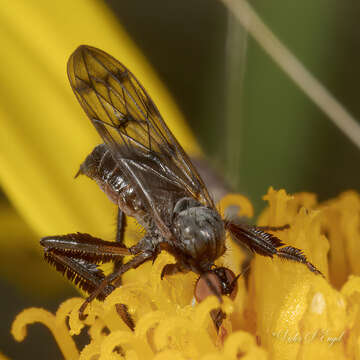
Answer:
[40, 45, 322, 331]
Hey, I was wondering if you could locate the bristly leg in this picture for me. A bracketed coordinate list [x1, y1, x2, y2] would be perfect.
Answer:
[113, 209, 135, 331]
[43, 251, 115, 300]
[224, 221, 323, 276]
[40, 232, 132, 262]
[40, 231, 132, 300]
[40, 229, 144, 325]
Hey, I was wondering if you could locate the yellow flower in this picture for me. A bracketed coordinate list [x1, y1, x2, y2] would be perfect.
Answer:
[11, 188, 360, 359]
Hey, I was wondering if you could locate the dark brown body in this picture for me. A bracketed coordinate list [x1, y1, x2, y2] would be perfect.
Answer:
[77, 143, 226, 274]
[78, 144, 149, 225]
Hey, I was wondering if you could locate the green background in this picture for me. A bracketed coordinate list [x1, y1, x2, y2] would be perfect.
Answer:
[108, 0, 360, 212]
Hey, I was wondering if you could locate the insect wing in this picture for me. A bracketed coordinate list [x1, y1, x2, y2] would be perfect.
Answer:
[67, 45, 214, 238]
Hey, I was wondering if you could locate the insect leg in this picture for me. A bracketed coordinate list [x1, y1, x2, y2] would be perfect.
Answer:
[40, 232, 132, 263]
[115, 209, 127, 244]
[79, 251, 154, 317]
[160, 263, 183, 279]
[225, 221, 323, 276]
[43, 251, 114, 300]
[113, 209, 136, 331]
[40, 232, 134, 302]
[256, 224, 290, 231]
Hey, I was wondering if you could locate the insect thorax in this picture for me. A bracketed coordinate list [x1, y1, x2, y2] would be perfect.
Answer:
[171, 197, 226, 273]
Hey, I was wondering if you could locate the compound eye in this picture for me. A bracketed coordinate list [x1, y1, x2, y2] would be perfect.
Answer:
[195, 272, 222, 303]
[194, 268, 238, 303]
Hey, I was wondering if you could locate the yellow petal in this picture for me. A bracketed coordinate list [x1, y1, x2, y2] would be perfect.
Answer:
[320, 191, 360, 288]
[11, 307, 78, 359]
[0, 0, 200, 240]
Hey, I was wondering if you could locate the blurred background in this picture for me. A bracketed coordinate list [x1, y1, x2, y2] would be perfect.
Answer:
[109, 0, 360, 209]
[1, 0, 360, 358]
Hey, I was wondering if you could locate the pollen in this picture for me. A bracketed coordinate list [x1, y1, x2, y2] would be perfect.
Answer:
[310, 292, 326, 314]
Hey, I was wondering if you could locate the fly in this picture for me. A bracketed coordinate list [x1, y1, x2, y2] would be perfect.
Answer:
[40, 45, 322, 332]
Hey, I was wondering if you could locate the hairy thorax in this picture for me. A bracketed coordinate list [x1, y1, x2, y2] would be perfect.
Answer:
[171, 197, 226, 272]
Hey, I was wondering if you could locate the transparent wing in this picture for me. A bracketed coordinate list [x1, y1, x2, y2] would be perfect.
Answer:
[67, 45, 214, 238]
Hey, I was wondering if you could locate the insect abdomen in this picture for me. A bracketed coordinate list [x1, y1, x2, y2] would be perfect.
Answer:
[77, 144, 146, 221]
